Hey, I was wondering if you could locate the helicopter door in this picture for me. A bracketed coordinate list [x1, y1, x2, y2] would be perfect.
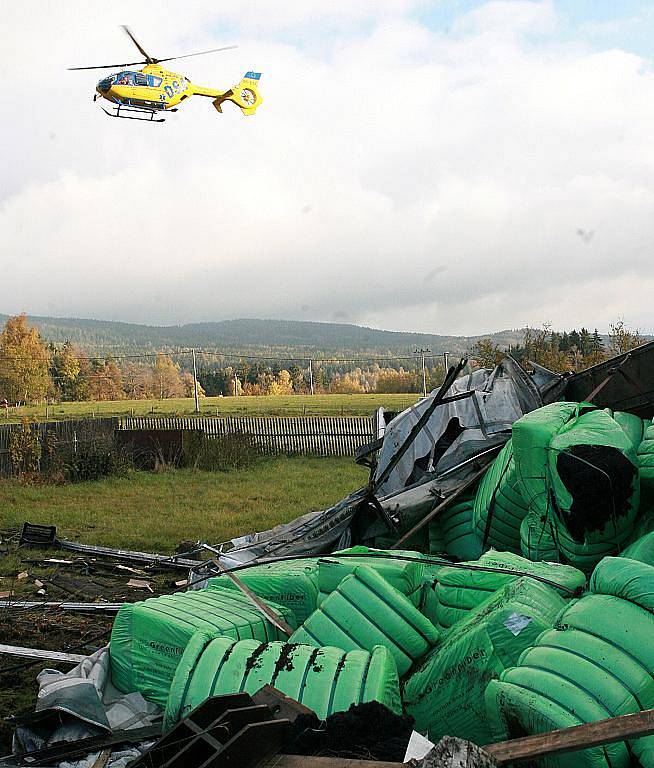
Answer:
[134, 73, 148, 87]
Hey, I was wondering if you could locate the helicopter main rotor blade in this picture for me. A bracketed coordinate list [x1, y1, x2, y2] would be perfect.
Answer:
[121, 25, 155, 63]
[154, 45, 238, 64]
[68, 60, 147, 70]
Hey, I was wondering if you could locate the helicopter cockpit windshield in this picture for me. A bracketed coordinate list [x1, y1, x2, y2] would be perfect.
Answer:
[97, 75, 116, 92]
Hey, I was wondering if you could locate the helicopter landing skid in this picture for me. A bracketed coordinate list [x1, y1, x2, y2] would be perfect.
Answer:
[100, 103, 171, 123]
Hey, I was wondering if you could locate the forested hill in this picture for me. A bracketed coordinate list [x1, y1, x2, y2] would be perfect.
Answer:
[0, 315, 525, 357]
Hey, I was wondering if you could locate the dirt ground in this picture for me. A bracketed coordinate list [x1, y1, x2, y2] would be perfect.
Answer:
[0, 529, 185, 756]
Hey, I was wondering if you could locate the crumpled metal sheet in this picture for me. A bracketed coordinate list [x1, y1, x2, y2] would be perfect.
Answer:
[373, 361, 542, 499]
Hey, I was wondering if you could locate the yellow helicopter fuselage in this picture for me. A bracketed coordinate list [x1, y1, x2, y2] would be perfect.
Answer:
[96, 63, 262, 117]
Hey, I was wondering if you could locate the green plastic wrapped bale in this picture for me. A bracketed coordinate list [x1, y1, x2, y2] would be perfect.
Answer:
[317, 546, 425, 605]
[520, 513, 560, 562]
[589, 556, 654, 612]
[485, 680, 628, 768]
[485, 564, 654, 768]
[512, 401, 586, 517]
[513, 403, 640, 573]
[206, 559, 319, 624]
[638, 422, 654, 500]
[473, 441, 529, 554]
[622, 530, 654, 565]
[439, 498, 483, 561]
[109, 586, 296, 706]
[433, 551, 584, 631]
[404, 577, 565, 745]
[418, 579, 440, 627]
[553, 523, 635, 575]
[613, 411, 645, 449]
[290, 565, 439, 676]
[164, 635, 401, 731]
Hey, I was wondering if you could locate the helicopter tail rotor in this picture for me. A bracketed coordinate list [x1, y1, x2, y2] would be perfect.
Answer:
[213, 71, 263, 116]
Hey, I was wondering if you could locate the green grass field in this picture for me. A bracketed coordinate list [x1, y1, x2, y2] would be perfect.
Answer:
[5, 393, 420, 423]
[0, 456, 368, 552]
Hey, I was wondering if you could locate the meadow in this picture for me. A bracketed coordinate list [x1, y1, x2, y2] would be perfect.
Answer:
[6, 393, 420, 423]
[0, 455, 369, 551]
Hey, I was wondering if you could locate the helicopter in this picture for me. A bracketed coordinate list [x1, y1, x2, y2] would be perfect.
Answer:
[68, 26, 262, 123]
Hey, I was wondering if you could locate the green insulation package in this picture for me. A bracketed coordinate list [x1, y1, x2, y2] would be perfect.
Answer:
[317, 546, 425, 605]
[638, 420, 654, 499]
[206, 558, 319, 623]
[511, 402, 640, 572]
[436, 497, 483, 562]
[622, 530, 654, 565]
[164, 636, 401, 731]
[485, 557, 654, 768]
[473, 440, 529, 554]
[612, 410, 645, 449]
[290, 564, 439, 676]
[404, 577, 565, 745]
[520, 513, 560, 562]
[109, 586, 296, 706]
[432, 550, 584, 631]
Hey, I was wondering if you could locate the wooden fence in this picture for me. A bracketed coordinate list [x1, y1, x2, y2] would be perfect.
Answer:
[0, 415, 376, 475]
[118, 415, 375, 457]
[0, 418, 117, 476]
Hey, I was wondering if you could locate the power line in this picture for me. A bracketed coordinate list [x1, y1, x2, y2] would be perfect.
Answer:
[0, 348, 450, 365]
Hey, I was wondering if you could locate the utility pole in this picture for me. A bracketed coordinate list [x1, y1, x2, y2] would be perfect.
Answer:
[415, 348, 431, 397]
[308, 359, 314, 395]
[191, 349, 200, 413]
[234, 371, 239, 397]
[443, 351, 450, 373]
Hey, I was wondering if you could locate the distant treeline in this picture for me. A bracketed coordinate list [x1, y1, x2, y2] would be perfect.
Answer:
[0, 315, 646, 404]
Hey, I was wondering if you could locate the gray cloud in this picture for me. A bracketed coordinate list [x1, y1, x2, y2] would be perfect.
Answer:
[1, 1, 653, 335]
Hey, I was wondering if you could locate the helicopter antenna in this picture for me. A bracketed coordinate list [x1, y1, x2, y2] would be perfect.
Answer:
[68, 27, 237, 71]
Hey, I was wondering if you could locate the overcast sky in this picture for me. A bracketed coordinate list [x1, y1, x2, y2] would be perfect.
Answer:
[1, 1, 653, 335]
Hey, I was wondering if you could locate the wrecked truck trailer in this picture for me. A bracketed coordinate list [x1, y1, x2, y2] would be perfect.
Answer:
[193, 356, 550, 576]
[198, 343, 654, 575]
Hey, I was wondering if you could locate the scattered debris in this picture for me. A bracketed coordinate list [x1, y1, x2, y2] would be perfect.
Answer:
[130, 692, 291, 768]
[126, 578, 153, 591]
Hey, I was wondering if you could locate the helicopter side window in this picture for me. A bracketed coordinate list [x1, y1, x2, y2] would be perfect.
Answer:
[116, 72, 133, 86]
[134, 74, 148, 87]
[148, 75, 162, 87]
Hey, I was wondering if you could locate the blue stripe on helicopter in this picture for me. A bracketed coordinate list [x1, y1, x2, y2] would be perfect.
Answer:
[245, 71, 261, 80]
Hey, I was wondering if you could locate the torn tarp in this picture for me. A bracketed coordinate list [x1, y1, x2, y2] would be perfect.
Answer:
[12, 648, 161, 768]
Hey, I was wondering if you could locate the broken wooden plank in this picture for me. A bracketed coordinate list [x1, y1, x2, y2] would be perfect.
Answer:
[0, 644, 86, 664]
[484, 707, 654, 765]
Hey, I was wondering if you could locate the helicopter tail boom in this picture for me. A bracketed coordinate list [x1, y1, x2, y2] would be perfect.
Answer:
[212, 71, 262, 116]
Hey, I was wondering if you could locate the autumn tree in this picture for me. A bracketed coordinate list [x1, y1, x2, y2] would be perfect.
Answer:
[608, 320, 644, 356]
[182, 372, 205, 398]
[0, 314, 51, 403]
[375, 368, 419, 393]
[152, 353, 184, 398]
[89, 358, 124, 401]
[469, 339, 503, 369]
[523, 324, 570, 373]
[267, 369, 294, 395]
[50, 341, 82, 401]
